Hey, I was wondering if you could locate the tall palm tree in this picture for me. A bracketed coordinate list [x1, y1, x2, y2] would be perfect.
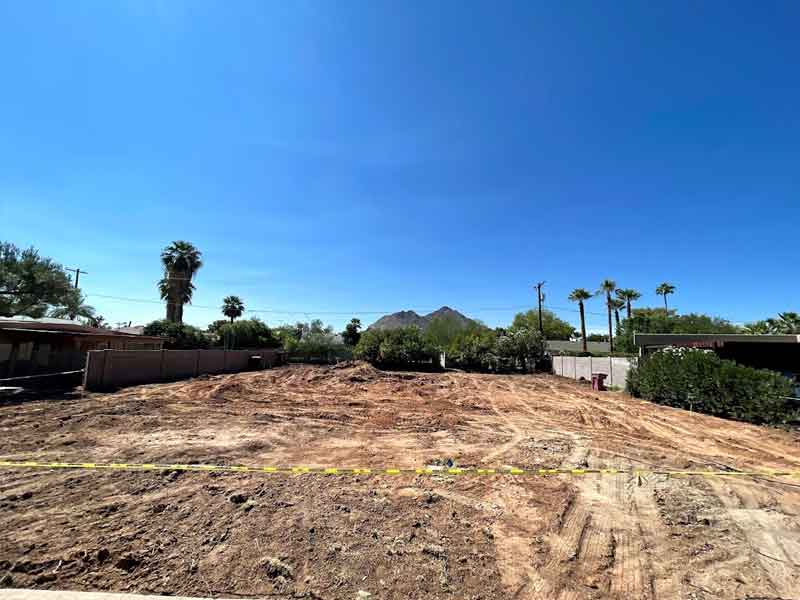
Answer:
[158, 241, 203, 324]
[222, 295, 245, 323]
[597, 279, 617, 352]
[615, 288, 641, 320]
[568, 288, 592, 353]
[655, 282, 676, 315]
[610, 298, 625, 332]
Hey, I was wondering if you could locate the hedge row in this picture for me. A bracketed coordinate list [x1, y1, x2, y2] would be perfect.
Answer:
[626, 347, 797, 424]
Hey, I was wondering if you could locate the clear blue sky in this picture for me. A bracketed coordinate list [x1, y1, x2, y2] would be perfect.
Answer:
[2, 1, 798, 332]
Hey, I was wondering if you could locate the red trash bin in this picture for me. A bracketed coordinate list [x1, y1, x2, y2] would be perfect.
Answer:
[591, 373, 607, 391]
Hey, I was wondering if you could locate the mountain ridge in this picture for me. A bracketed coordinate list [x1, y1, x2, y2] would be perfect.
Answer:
[368, 306, 476, 331]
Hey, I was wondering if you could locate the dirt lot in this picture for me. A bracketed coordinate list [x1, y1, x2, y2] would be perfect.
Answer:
[1, 362, 800, 600]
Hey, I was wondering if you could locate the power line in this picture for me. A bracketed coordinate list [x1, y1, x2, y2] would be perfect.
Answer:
[86, 293, 536, 316]
[84, 293, 752, 325]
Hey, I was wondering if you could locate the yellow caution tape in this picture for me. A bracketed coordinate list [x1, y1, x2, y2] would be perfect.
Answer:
[0, 460, 798, 478]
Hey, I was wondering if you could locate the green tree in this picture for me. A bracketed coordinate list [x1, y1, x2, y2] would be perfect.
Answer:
[143, 319, 210, 349]
[213, 318, 280, 349]
[47, 290, 96, 322]
[354, 326, 437, 368]
[426, 314, 467, 349]
[511, 309, 574, 340]
[342, 318, 362, 347]
[615, 288, 641, 320]
[221, 295, 245, 323]
[158, 241, 203, 324]
[0, 242, 74, 317]
[610, 298, 625, 332]
[597, 279, 617, 352]
[655, 282, 676, 314]
[568, 289, 593, 353]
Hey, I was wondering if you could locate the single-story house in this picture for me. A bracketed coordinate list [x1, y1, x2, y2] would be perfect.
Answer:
[633, 333, 800, 381]
[0, 316, 164, 379]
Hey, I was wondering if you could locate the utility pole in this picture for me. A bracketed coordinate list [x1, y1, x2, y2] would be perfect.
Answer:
[66, 268, 88, 288]
[534, 281, 545, 335]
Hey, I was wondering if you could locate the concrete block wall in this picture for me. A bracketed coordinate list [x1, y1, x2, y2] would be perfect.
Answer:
[84, 348, 284, 391]
[552, 355, 635, 389]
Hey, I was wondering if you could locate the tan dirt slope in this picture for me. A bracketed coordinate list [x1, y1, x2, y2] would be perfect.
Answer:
[1, 363, 799, 599]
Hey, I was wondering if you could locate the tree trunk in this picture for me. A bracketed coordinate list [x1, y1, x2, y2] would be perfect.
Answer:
[606, 292, 614, 352]
[579, 302, 587, 353]
[175, 302, 184, 324]
[615, 309, 621, 331]
[663, 294, 669, 314]
[626, 300, 632, 320]
[230, 315, 234, 323]
[166, 299, 176, 322]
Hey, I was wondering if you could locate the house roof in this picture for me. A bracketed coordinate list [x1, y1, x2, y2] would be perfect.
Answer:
[634, 333, 800, 347]
[0, 317, 164, 340]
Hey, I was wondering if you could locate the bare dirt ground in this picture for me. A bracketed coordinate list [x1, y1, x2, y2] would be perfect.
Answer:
[1, 362, 800, 600]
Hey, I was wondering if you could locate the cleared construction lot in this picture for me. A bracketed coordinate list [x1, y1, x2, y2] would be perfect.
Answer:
[1, 362, 799, 599]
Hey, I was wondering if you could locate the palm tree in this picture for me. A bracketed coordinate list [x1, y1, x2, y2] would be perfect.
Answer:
[742, 320, 771, 335]
[158, 241, 203, 324]
[222, 295, 245, 323]
[568, 288, 593, 353]
[610, 298, 625, 332]
[615, 288, 641, 320]
[775, 312, 800, 334]
[597, 279, 617, 352]
[48, 290, 96, 322]
[655, 282, 676, 315]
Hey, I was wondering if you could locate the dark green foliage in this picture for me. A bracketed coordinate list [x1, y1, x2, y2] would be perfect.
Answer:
[446, 327, 499, 371]
[0, 242, 75, 317]
[425, 314, 466, 349]
[511, 309, 575, 340]
[627, 348, 797, 425]
[356, 323, 546, 372]
[278, 319, 350, 362]
[341, 318, 362, 347]
[354, 326, 438, 368]
[212, 318, 280, 349]
[616, 308, 740, 353]
[143, 319, 210, 349]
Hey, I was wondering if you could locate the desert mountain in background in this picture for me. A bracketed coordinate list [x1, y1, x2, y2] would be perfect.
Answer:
[368, 306, 477, 331]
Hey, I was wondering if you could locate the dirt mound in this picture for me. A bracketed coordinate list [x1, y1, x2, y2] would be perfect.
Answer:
[329, 360, 386, 383]
[3, 365, 800, 599]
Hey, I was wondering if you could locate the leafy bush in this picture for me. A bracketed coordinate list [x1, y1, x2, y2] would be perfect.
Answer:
[356, 324, 546, 373]
[511, 309, 575, 340]
[354, 326, 438, 368]
[143, 319, 210, 349]
[211, 318, 280, 349]
[626, 347, 797, 424]
[277, 319, 350, 362]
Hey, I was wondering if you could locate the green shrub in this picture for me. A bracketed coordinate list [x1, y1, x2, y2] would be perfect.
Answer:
[626, 347, 797, 424]
[211, 318, 280, 349]
[354, 326, 438, 368]
[356, 324, 546, 373]
[275, 319, 349, 362]
[143, 319, 210, 349]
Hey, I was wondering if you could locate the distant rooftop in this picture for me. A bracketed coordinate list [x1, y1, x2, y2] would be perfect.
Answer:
[634, 333, 800, 347]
